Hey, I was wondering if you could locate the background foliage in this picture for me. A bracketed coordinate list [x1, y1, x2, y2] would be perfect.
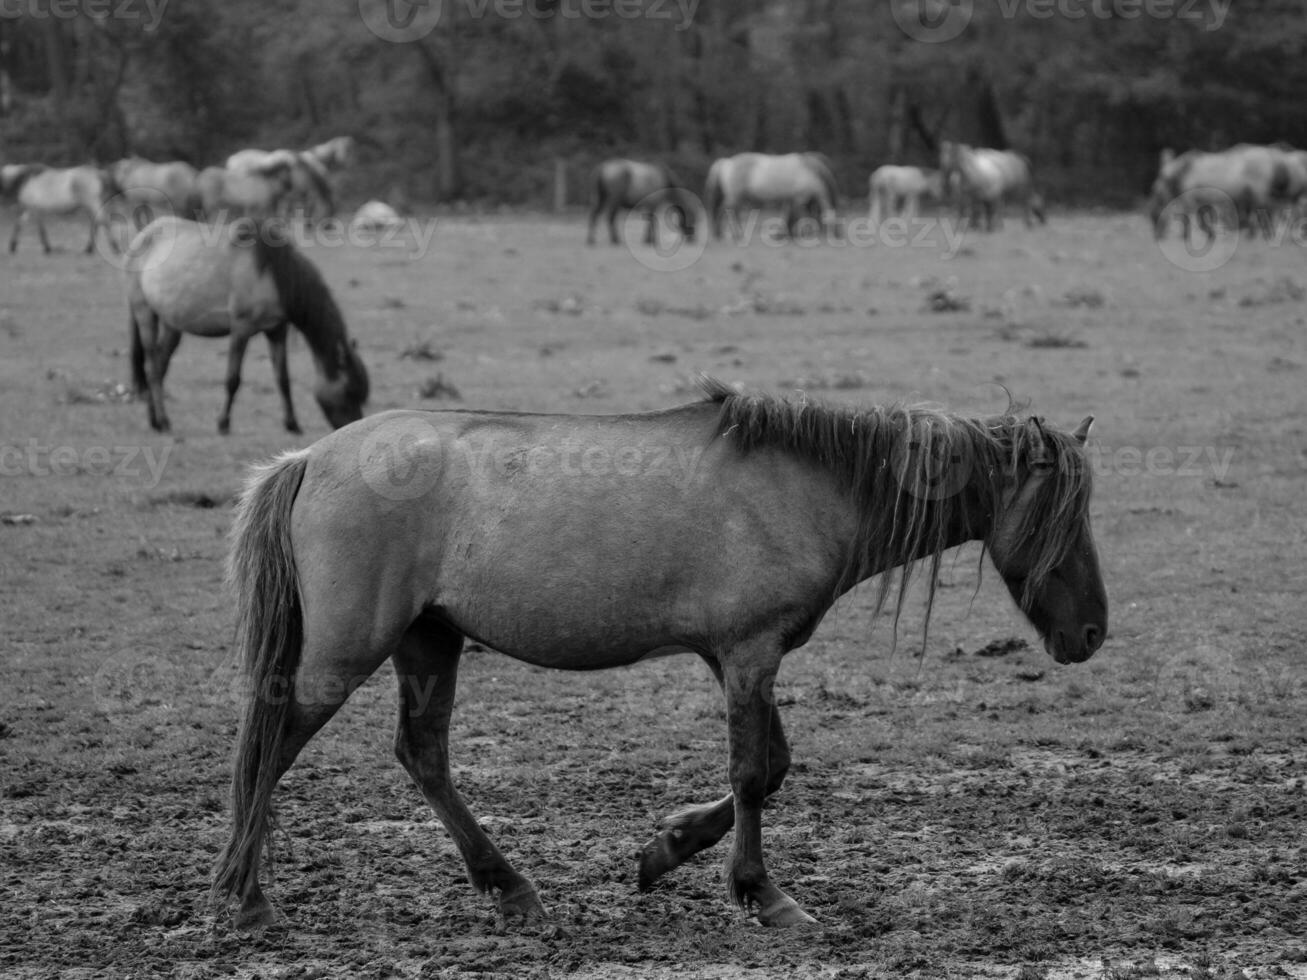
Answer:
[2, 0, 1306, 207]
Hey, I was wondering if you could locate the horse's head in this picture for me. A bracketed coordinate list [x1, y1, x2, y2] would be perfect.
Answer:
[314, 339, 370, 430]
[0, 163, 41, 196]
[986, 417, 1107, 665]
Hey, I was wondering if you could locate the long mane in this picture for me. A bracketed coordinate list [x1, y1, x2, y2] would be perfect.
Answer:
[247, 226, 367, 401]
[700, 378, 1092, 641]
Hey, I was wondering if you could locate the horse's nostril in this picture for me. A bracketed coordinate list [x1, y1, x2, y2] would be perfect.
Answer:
[1084, 625, 1103, 651]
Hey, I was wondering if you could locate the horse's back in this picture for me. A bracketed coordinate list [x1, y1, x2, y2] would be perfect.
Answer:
[129, 217, 274, 336]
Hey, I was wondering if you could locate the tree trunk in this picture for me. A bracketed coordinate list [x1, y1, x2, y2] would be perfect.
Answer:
[414, 39, 461, 200]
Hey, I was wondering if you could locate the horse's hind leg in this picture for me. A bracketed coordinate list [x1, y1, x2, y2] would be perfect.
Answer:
[265, 323, 301, 435]
[8, 210, 26, 253]
[637, 654, 791, 892]
[392, 619, 545, 923]
[218, 333, 251, 435]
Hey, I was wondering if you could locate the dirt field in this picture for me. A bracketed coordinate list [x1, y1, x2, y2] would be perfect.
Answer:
[2, 208, 1306, 980]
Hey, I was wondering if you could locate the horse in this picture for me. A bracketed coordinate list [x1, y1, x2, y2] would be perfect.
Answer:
[125, 216, 369, 434]
[939, 142, 1045, 231]
[0, 163, 116, 254]
[303, 136, 356, 174]
[210, 379, 1107, 931]
[704, 152, 839, 240]
[586, 159, 698, 246]
[1149, 144, 1301, 241]
[111, 157, 202, 227]
[196, 164, 294, 222]
[227, 147, 337, 223]
[868, 165, 945, 225]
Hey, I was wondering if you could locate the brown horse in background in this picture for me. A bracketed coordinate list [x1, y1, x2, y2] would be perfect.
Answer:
[587, 159, 698, 245]
[1, 164, 116, 254]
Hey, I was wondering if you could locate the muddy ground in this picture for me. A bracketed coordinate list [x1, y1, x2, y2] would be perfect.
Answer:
[2, 209, 1306, 979]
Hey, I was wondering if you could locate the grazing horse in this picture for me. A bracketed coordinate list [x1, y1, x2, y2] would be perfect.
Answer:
[586, 159, 698, 246]
[111, 157, 202, 226]
[1149, 144, 1301, 241]
[196, 164, 294, 222]
[868, 165, 945, 225]
[211, 379, 1107, 931]
[1, 164, 115, 254]
[705, 152, 839, 240]
[939, 142, 1045, 231]
[125, 216, 369, 434]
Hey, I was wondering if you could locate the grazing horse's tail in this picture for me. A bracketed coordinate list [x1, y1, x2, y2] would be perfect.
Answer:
[211, 450, 310, 906]
[704, 160, 725, 237]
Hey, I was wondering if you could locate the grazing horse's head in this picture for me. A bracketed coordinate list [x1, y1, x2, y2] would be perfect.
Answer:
[314, 338, 370, 429]
[985, 417, 1107, 665]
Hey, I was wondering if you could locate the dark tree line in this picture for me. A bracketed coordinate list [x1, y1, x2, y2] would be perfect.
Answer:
[2, 0, 1305, 207]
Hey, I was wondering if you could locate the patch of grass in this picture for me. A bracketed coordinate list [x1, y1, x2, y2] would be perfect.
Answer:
[1025, 332, 1088, 349]
[416, 373, 461, 400]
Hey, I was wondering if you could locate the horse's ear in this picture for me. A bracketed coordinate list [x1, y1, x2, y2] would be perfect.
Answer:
[1072, 416, 1094, 445]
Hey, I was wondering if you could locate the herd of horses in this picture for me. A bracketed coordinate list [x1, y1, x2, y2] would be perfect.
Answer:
[0, 136, 354, 255]
[59, 129, 1307, 936]
[589, 142, 1045, 245]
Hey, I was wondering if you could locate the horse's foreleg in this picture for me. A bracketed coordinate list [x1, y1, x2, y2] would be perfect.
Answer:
[265, 324, 300, 435]
[8, 209, 26, 253]
[392, 620, 545, 924]
[719, 644, 815, 927]
[643, 208, 658, 246]
[34, 215, 53, 254]
[219, 333, 251, 435]
[638, 654, 790, 891]
[586, 199, 603, 246]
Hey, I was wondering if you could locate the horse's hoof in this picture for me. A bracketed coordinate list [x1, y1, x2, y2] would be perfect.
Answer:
[217, 421, 231, 436]
[497, 883, 546, 925]
[285, 422, 302, 435]
[757, 896, 819, 929]
[233, 898, 278, 931]
[637, 833, 680, 892]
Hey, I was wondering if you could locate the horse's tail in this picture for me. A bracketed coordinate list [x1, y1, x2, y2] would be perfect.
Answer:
[211, 450, 310, 906]
[128, 303, 148, 394]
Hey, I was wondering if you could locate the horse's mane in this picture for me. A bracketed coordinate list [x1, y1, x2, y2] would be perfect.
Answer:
[294, 152, 335, 208]
[700, 378, 1091, 640]
[803, 152, 840, 207]
[248, 228, 362, 397]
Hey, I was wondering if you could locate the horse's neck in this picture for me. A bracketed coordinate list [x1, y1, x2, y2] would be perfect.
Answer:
[854, 482, 991, 585]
